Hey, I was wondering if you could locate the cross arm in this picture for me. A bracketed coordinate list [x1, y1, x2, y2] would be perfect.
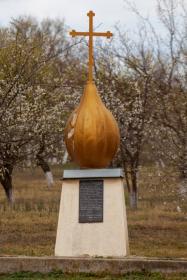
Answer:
[93, 31, 113, 38]
[70, 30, 89, 37]
[70, 30, 113, 39]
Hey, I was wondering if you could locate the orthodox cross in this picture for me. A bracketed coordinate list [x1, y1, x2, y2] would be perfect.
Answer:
[70, 11, 113, 83]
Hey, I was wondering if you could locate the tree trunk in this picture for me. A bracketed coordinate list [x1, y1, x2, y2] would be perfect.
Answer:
[178, 178, 187, 198]
[129, 190, 138, 209]
[36, 155, 54, 188]
[178, 144, 187, 198]
[180, 152, 187, 179]
[129, 167, 138, 209]
[122, 160, 131, 193]
[0, 164, 14, 203]
[45, 171, 54, 188]
[62, 149, 68, 165]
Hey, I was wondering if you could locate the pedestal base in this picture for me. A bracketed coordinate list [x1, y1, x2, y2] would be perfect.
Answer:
[55, 169, 129, 257]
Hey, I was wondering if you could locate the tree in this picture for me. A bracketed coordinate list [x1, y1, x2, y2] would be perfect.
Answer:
[0, 17, 77, 201]
[120, 0, 187, 201]
[150, 0, 187, 196]
[93, 33, 154, 209]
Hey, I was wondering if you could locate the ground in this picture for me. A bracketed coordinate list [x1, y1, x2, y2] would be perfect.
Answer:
[0, 272, 187, 280]
[0, 165, 187, 258]
[0, 165, 187, 279]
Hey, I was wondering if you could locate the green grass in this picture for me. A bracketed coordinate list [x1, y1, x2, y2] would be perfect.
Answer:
[0, 272, 187, 280]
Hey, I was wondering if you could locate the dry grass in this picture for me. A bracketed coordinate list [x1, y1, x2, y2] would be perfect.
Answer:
[127, 166, 187, 258]
[0, 166, 62, 256]
[0, 272, 187, 280]
[0, 165, 187, 258]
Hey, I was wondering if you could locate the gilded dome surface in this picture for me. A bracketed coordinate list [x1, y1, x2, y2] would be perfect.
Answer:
[64, 82, 120, 168]
[66, 11, 120, 167]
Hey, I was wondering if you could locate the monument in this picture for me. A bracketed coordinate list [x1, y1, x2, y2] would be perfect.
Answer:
[55, 11, 129, 257]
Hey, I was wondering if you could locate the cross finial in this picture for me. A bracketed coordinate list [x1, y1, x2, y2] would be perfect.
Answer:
[70, 11, 113, 83]
[87, 10, 95, 17]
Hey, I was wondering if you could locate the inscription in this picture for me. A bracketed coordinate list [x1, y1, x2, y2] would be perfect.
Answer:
[79, 179, 103, 223]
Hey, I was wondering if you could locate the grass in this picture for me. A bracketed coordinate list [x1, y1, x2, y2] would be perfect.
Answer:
[0, 165, 187, 258]
[0, 272, 187, 280]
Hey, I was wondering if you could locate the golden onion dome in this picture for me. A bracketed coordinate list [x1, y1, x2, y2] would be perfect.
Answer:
[64, 81, 120, 168]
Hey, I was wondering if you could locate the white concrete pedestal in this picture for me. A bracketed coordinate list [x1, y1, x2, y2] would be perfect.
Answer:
[55, 169, 129, 257]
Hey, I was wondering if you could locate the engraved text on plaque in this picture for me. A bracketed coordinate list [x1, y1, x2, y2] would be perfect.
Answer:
[79, 179, 103, 223]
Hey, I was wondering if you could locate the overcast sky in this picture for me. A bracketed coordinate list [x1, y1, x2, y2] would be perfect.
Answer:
[0, 0, 162, 32]
[0, 0, 187, 40]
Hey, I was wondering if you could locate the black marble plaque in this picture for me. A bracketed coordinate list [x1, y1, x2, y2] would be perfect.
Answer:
[79, 179, 103, 223]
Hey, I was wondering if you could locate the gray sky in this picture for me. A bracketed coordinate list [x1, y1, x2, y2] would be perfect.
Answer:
[0, 0, 160, 32]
